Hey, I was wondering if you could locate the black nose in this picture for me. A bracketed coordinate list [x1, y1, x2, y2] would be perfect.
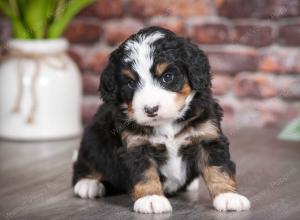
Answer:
[144, 105, 159, 116]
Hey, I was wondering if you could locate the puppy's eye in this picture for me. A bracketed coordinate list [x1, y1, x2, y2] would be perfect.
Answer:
[162, 73, 174, 84]
[127, 80, 136, 89]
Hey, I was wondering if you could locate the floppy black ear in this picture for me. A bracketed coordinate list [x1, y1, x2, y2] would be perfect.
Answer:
[99, 57, 119, 104]
[184, 41, 212, 91]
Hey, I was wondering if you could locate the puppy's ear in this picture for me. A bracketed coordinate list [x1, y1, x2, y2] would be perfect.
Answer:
[184, 41, 211, 91]
[99, 56, 119, 104]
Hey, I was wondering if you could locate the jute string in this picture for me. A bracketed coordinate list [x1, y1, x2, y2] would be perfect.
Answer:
[1, 48, 67, 123]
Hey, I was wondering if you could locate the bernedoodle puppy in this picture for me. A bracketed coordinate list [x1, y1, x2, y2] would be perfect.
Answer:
[72, 26, 250, 214]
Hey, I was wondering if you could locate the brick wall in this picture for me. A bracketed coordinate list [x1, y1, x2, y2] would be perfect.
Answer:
[1, 0, 300, 127]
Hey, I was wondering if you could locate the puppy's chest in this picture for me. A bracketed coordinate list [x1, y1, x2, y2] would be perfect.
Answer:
[150, 124, 188, 193]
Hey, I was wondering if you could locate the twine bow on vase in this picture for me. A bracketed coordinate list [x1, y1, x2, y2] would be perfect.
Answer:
[2, 48, 67, 124]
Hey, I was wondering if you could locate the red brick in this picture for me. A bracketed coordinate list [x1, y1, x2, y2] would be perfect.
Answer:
[234, 72, 300, 99]
[219, 97, 298, 127]
[82, 73, 100, 95]
[217, 0, 300, 19]
[68, 47, 88, 71]
[189, 22, 230, 44]
[64, 19, 102, 44]
[80, 0, 124, 19]
[258, 47, 300, 73]
[234, 72, 277, 98]
[148, 16, 184, 35]
[86, 48, 111, 74]
[231, 23, 273, 47]
[206, 47, 258, 74]
[212, 74, 233, 95]
[103, 18, 143, 46]
[276, 76, 300, 100]
[68, 46, 111, 74]
[220, 102, 235, 124]
[81, 96, 102, 124]
[279, 23, 300, 46]
[127, 0, 213, 18]
[217, 96, 239, 124]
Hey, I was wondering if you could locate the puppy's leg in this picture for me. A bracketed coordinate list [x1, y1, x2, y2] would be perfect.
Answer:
[73, 159, 106, 199]
[200, 136, 250, 211]
[131, 166, 172, 214]
[123, 148, 172, 214]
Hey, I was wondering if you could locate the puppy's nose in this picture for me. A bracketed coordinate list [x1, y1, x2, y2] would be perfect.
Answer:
[144, 105, 159, 117]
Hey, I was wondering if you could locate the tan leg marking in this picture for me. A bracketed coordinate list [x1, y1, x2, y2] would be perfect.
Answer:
[202, 166, 237, 198]
[85, 171, 104, 181]
[131, 167, 163, 201]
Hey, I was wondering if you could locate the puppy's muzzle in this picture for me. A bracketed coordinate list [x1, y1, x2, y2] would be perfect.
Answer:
[144, 105, 159, 118]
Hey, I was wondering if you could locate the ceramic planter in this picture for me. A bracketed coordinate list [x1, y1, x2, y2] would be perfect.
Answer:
[0, 39, 82, 140]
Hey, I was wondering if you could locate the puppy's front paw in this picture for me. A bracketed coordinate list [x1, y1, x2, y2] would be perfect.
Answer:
[74, 178, 105, 199]
[213, 192, 250, 211]
[133, 195, 172, 214]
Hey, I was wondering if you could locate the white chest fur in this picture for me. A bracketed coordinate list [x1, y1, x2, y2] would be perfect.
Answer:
[150, 123, 187, 194]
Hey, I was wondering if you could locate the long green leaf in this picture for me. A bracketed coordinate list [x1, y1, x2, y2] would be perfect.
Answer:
[24, 0, 49, 38]
[12, 17, 31, 38]
[279, 117, 300, 142]
[0, 0, 31, 38]
[16, 0, 26, 18]
[45, 0, 61, 36]
[47, 0, 94, 38]
[45, 0, 57, 24]
[0, 0, 14, 17]
[9, 0, 19, 17]
[15, 0, 35, 38]
[53, 0, 66, 22]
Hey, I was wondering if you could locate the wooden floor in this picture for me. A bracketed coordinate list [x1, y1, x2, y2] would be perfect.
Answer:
[0, 127, 300, 220]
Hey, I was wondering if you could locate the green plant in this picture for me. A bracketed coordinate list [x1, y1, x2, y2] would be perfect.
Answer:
[279, 117, 300, 142]
[0, 0, 95, 39]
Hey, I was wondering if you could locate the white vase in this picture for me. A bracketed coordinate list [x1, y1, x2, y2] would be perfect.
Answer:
[0, 38, 82, 140]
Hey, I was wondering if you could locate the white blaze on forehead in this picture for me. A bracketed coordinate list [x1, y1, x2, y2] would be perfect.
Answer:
[125, 31, 193, 126]
[124, 32, 164, 83]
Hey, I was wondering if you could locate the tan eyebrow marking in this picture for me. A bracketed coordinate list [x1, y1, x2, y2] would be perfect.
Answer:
[121, 69, 135, 79]
[155, 62, 169, 77]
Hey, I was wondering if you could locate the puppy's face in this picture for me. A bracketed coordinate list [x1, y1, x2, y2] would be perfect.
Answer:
[119, 33, 195, 126]
[100, 27, 211, 127]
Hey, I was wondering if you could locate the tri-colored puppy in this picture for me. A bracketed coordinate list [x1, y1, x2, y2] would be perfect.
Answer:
[72, 26, 250, 214]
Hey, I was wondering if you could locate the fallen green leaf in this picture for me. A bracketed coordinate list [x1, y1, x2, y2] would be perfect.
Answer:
[279, 117, 300, 142]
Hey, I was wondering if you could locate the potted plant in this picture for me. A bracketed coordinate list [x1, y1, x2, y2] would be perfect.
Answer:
[0, 0, 95, 140]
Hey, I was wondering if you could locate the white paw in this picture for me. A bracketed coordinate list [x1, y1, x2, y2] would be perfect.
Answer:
[187, 178, 199, 191]
[133, 195, 172, 214]
[213, 192, 250, 211]
[74, 178, 105, 199]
